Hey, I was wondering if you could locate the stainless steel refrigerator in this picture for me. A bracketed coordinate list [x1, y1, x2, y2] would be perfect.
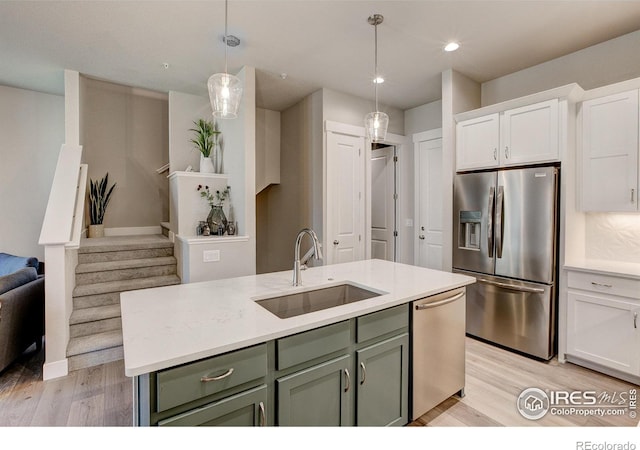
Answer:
[452, 165, 559, 360]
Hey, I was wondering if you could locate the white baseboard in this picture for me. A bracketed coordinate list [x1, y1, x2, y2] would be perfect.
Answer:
[104, 226, 162, 236]
[43, 358, 69, 380]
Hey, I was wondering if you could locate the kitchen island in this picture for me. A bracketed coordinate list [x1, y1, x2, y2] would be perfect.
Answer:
[121, 259, 475, 426]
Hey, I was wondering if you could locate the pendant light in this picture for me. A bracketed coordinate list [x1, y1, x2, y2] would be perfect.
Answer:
[365, 14, 388, 143]
[208, 0, 243, 119]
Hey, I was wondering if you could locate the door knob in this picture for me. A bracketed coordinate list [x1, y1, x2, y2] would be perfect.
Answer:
[333, 240, 339, 245]
[419, 235, 425, 240]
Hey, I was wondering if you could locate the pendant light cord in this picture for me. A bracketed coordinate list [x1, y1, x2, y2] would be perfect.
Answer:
[224, 0, 228, 75]
[374, 20, 378, 112]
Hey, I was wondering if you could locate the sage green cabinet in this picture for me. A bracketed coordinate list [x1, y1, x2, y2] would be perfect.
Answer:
[276, 355, 352, 426]
[136, 304, 411, 427]
[158, 385, 267, 427]
[356, 333, 409, 426]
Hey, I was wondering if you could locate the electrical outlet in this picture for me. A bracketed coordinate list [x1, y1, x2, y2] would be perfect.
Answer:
[203, 250, 220, 262]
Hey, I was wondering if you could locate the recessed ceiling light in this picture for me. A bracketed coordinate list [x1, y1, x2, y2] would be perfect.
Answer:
[444, 42, 460, 52]
[373, 76, 385, 84]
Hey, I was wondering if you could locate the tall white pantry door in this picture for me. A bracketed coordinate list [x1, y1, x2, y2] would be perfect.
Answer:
[326, 130, 365, 264]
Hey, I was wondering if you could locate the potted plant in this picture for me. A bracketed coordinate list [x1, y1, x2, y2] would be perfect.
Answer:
[88, 173, 116, 238]
[190, 119, 221, 173]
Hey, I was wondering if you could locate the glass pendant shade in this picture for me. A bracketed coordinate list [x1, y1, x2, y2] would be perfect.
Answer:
[365, 111, 389, 143]
[208, 72, 242, 119]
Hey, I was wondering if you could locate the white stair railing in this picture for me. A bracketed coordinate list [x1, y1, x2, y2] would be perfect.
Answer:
[38, 143, 84, 380]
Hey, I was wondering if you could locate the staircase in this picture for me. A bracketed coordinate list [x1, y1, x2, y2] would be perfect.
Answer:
[68, 234, 180, 371]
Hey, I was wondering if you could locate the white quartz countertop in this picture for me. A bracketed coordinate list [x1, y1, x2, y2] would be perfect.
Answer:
[120, 259, 476, 377]
[564, 259, 640, 280]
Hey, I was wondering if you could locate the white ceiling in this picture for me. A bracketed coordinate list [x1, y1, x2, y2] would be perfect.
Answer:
[2, 1, 640, 112]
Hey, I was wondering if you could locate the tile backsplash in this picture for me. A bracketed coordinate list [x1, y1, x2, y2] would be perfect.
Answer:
[585, 213, 640, 263]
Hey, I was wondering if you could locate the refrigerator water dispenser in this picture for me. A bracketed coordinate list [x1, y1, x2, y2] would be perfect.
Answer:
[459, 211, 481, 250]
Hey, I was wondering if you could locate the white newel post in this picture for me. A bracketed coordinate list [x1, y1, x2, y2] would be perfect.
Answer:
[42, 244, 71, 379]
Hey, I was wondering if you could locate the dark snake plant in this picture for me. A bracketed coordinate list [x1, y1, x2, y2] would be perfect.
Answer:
[89, 173, 116, 225]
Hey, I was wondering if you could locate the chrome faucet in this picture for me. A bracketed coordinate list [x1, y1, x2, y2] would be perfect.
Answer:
[293, 228, 322, 286]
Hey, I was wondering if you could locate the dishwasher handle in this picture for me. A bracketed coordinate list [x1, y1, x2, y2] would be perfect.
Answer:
[414, 291, 465, 310]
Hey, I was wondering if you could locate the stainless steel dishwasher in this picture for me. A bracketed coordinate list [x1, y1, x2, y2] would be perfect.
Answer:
[411, 287, 466, 420]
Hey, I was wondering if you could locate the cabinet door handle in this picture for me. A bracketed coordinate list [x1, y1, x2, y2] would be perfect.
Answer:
[258, 401, 266, 426]
[632, 188, 636, 203]
[200, 367, 234, 382]
[360, 362, 367, 385]
[418, 235, 425, 240]
[343, 368, 351, 392]
[634, 312, 637, 329]
[590, 281, 612, 288]
[333, 240, 339, 245]
[504, 146, 509, 159]
[493, 148, 497, 160]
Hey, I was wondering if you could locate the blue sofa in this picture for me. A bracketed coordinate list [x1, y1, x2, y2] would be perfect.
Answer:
[0, 253, 45, 373]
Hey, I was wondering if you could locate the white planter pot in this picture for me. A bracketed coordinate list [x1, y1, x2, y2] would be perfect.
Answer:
[200, 154, 215, 173]
[88, 224, 104, 238]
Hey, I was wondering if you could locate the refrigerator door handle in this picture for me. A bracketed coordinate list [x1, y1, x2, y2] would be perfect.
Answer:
[495, 185, 504, 259]
[487, 187, 495, 258]
[478, 278, 545, 294]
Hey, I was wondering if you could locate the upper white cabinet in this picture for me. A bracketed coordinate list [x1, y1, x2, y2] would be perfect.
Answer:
[501, 99, 559, 167]
[456, 113, 500, 171]
[580, 89, 639, 212]
[456, 99, 559, 172]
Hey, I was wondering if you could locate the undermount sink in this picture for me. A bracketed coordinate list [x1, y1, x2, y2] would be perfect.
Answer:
[255, 283, 383, 319]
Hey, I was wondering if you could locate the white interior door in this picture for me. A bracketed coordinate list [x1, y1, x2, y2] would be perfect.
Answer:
[370, 146, 396, 261]
[327, 131, 365, 264]
[414, 130, 443, 270]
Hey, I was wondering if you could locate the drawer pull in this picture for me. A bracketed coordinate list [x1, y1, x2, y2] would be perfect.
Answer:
[360, 362, 367, 385]
[634, 313, 637, 329]
[258, 401, 266, 426]
[200, 368, 234, 382]
[343, 368, 351, 392]
[590, 282, 612, 288]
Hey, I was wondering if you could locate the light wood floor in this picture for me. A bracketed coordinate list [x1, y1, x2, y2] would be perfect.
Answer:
[1, 338, 637, 426]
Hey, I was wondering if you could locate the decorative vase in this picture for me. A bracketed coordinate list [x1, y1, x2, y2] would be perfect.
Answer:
[207, 205, 227, 235]
[200, 153, 215, 173]
[88, 224, 104, 238]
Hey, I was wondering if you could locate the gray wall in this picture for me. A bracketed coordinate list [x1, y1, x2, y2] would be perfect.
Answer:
[401, 100, 443, 265]
[256, 91, 322, 274]
[82, 77, 169, 228]
[482, 29, 640, 106]
[0, 85, 64, 260]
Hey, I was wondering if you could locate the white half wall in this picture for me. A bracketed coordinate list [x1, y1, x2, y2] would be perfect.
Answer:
[0, 84, 64, 260]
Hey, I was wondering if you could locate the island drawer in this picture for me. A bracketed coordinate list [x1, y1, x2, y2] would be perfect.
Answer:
[356, 304, 409, 343]
[276, 320, 350, 370]
[156, 343, 268, 413]
[567, 271, 640, 300]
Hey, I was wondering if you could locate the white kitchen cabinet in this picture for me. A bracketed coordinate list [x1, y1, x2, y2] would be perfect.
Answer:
[501, 99, 559, 167]
[456, 99, 559, 172]
[580, 89, 639, 211]
[456, 113, 500, 171]
[566, 270, 640, 380]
